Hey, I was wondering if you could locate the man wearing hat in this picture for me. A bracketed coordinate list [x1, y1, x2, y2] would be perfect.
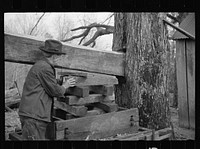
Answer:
[18, 39, 76, 140]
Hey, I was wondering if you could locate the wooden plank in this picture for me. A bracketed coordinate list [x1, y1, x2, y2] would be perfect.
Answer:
[89, 85, 114, 96]
[5, 98, 21, 107]
[5, 88, 19, 98]
[54, 100, 88, 116]
[112, 127, 152, 140]
[66, 86, 90, 97]
[85, 110, 103, 117]
[57, 70, 118, 86]
[186, 40, 195, 129]
[176, 41, 190, 128]
[5, 33, 124, 76]
[9, 132, 23, 140]
[90, 102, 119, 112]
[58, 71, 87, 78]
[55, 108, 139, 140]
[65, 94, 106, 106]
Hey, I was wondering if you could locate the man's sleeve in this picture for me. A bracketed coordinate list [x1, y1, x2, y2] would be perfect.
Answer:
[37, 68, 66, 97]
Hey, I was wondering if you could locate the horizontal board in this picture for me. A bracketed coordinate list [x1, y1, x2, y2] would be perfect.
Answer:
[54, 100, 88, 116]
[89, 85, 114, 96]
[5, 33, 124, 76]
[57, 70, 118, 86]
[90, 102, 119, 113]
[65, 94, 107, 106]
[66, 86, 90, 97]
[55, 108, 139, 138]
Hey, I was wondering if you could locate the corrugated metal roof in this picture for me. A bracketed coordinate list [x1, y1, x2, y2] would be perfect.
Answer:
[173, 13, 195, 40]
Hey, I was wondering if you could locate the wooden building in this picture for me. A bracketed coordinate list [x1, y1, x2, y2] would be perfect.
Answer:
[172, 13, 195, 129]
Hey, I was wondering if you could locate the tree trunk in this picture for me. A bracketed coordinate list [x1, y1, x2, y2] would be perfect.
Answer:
[113, 13, 171, 130]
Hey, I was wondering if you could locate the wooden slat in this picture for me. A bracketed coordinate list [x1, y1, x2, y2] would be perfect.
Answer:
[176, 41, 190, 128]
[54, 100, 88, 116]
[5, 98, 21, 107]
[57, 70, 118, 86]
[5, 33, 124, 76]
[55, 108, 139, 140]
[186, 40, 195, 129]
[66, 86, 90, 97]
[89, 85, 114, 96]
[65, 94, 106, 106]
[9, 132, 23, 140]
[90, 102, 119, 113]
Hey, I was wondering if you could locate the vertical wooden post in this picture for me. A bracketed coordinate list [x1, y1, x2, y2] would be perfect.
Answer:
[186, 40, 195, 129]
[176, 41, 190, 128]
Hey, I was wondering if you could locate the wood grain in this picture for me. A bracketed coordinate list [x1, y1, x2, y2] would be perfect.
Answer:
[176, 41, 189, 128]
[5, 33, 124, 76]
[186, 40, 195, 129]
[54, 100, 88, 116]
[57, 70, 118, 86]
[55, 108, 139, 139]
[65, 94, 106, 106]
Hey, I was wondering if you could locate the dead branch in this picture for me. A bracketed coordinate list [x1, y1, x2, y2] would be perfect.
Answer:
[30, 13, 45, 35]
[62, 23, 114, 46]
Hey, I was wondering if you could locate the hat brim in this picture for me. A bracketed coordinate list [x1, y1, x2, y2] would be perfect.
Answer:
[39, 46, 66, 55]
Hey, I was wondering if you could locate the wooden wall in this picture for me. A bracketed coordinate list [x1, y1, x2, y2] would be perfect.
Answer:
[176, 40, 195, 129]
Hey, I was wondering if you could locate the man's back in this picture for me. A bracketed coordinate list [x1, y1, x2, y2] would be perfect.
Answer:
[18, 59, 57, 122]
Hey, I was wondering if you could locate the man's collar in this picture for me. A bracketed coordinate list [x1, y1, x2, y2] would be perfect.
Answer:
[42, 57, 55, 68]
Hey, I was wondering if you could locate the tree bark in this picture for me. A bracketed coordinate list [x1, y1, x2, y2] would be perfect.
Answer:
[113, 13, 171, 130]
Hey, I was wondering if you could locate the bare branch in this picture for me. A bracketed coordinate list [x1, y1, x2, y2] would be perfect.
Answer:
[30, 13, 45, 35]
[62, 23, 114, 46]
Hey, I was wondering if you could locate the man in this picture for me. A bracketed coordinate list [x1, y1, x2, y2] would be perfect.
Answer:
[18, 39, 76, 140]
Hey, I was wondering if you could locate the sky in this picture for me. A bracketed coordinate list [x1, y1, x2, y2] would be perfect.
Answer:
[4, 12, 114, 51]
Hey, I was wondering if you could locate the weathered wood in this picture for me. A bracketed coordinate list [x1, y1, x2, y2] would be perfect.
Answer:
[65, 94, 105, 106]
[186, 40, 195, 129]
[55, 108, 139, 140]
[90, 102, 119, 113]
[176, 41, 190, 128]
[89, 85, 114, 96]
[57, 70, 118, 86]
[85, 110, 103, 117]
[57, 71, 87, 78]
[5, 98, 21, 107]
[66, 86, 90, 97]
[5, 105, 14, 112]
[5, 88, 19, 98]
[5, 33, 124, 76]
[9, 132, 23, 140]
[54, 100, 88, 116]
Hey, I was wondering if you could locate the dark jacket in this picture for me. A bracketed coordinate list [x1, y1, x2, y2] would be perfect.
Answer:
[18, 58, 65, 122]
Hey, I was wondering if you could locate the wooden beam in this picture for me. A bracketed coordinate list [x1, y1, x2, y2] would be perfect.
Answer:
[89, 85, 114, 96]
[54, 100, 88, 117]
[90, 102, 119, 113]
[176, 41, 190, 128]
[65, 94, 106, 106]
[55, 108, 139, 140]
[5, 33, 124, 76]
[186, 41, 195, 129]
[57, 70, 118, 86]
[66, 86, 90, 97]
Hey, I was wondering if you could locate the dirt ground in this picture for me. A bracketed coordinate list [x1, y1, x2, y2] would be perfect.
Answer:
[169, 107, 195, 140]
[5, 107, 195, 140]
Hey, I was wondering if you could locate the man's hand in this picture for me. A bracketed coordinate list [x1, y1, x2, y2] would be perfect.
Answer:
[62, 77, 76, 89]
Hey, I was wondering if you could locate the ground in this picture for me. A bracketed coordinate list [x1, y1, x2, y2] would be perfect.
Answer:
[5, 107, 195, 140]
[170, 107, 195, 140]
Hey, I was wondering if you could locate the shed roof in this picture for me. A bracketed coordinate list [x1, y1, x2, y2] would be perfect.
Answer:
[173, 13, 195, 40]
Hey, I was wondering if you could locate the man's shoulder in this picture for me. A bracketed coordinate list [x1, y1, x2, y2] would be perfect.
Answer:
[33, 59, 52, 72]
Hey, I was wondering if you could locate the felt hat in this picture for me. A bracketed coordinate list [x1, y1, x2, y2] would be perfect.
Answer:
[39, 39, 66, 55]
